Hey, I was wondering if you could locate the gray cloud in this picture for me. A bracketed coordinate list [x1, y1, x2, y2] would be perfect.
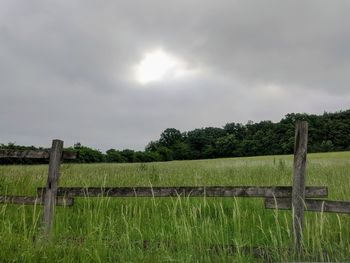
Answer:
[1, 0, 350, 150]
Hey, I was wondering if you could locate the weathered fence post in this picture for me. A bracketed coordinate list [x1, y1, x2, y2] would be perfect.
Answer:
[42, 139, 63, 237]
[292, 121, 308, 254]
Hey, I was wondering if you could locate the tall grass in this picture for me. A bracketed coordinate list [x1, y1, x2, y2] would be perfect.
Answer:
[0, 152, 349, 262]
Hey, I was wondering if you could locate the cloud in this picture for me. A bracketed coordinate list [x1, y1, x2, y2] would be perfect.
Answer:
[0, 0, 349, 150]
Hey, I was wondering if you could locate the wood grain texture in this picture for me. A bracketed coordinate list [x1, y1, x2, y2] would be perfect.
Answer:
[292, 121, 308, 252]
[37, 186, 327, 198]
[42, 140, 64, 236]
[265, 198, 350, 214]
[0, 149, 77, 159]
[0, 195, 73, 206]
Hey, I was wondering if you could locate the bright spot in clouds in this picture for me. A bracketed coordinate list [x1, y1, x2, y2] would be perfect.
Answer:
[134, 49, 194, 84]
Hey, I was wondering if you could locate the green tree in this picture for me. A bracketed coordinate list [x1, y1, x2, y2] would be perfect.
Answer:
[74, 144, 105, 163]
[106, 149, 126, 163]
[159, 128, 182, 147]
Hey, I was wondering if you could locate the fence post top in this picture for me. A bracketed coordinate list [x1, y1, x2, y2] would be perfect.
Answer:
[52, 139, 63, 143]
[295, 120, 308, 127]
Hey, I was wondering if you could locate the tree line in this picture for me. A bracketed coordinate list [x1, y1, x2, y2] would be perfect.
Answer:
[1, 110, 349, 164]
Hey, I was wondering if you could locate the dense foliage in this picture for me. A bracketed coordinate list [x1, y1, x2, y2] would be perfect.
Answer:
[145, 110, 350, 161]
[1, 110, 349, 164]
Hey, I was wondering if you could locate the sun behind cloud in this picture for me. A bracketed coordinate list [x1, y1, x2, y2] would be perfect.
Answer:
[134, 49, 195, 84]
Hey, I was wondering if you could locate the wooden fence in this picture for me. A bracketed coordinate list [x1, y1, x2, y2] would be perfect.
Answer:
[0, 140, 77, 236]
[1, 122, 349, 252]
[37, 186, 327, 198]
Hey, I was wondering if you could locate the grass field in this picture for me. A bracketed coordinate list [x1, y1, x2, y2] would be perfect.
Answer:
[0, 151, 349, 262]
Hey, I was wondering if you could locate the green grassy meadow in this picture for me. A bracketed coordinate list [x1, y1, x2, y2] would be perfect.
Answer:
[0, 152, 349, 262]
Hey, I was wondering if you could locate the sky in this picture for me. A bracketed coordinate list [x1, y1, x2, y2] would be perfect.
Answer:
[1, 1, 350, 151]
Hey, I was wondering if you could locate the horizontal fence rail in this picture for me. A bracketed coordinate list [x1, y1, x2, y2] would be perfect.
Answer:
[0, 195, 74, 206]
[265, 198, 350, 214]
[37, 186, 328, 198]
[0, 149, 77, 160]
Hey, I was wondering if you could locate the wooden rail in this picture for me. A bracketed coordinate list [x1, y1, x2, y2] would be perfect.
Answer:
[37, 186, 328, 198]
[265, 198, 350, 214]
[0, 195, 74, 206]
[0, 149, 77, 159]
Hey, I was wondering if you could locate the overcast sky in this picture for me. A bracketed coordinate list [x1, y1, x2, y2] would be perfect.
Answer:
[1, 1, 350, 151]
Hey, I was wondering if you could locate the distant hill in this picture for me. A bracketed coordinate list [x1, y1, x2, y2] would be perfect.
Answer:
[1, 109, 350, 164]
